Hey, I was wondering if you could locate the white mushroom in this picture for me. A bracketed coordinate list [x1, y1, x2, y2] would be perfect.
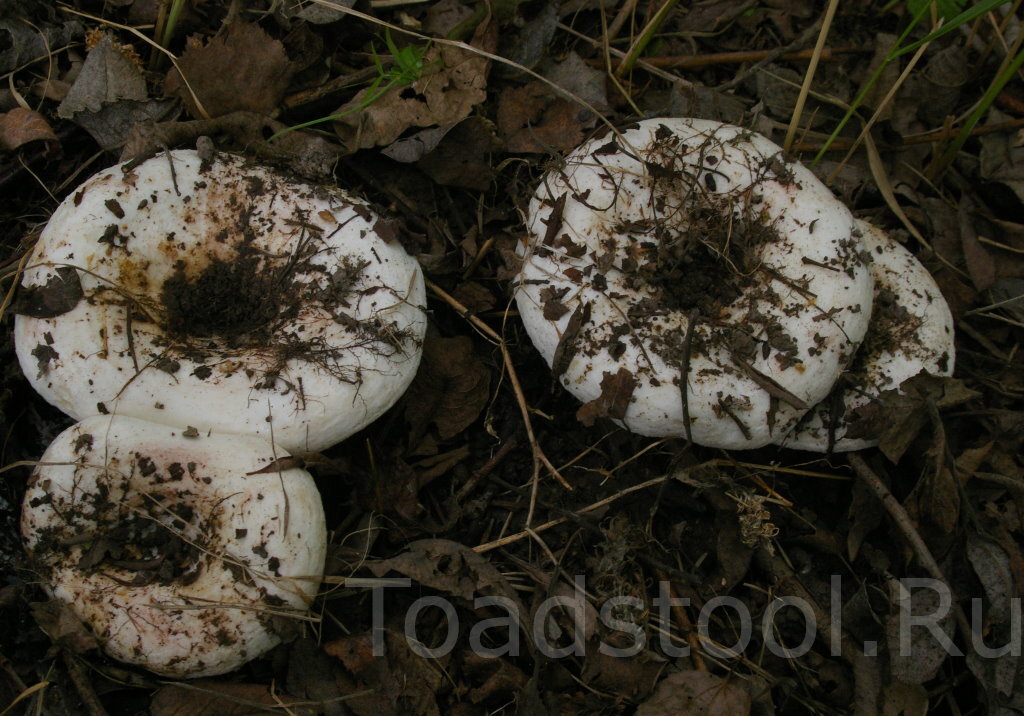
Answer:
[779, 220, 955, 452]
[14, 149, 427, 455]
[515, 118, 874, 448]
[21, 414, 326, 678]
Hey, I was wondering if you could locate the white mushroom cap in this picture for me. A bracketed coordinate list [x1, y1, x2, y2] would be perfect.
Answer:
[14, 150, 426, 454]
[779, 220, 956, 452]
[21, 414, 326, 678]
[515, 118, 874, 449]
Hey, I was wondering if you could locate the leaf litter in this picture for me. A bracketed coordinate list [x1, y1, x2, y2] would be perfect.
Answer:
[3, 0, 1024, 714]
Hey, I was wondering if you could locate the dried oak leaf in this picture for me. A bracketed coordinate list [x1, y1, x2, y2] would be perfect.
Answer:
[0, 108, 57, 150]
[164, 21, 297, 118]
[577, 367, 637, 427]
[636, 670, 751, 715]
[332, 23, 494, 151]
[150, 681, 312, 716]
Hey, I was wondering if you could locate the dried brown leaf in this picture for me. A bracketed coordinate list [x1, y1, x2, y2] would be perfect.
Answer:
[12, 266, 83, 318]
[367, 539, 520, 604]
[885, 579, 955, 685]
[404, 332, 490, 450]
[30, 600, 98, 654]
[959, 199, 997, 291]
[57, 34, 147, 119]
[848, 375, 979, 463]
[636, 670, 751, 716]
[0, 107, 57, 150]
[496, 81, 586, 153]
[333, 25, 493, 151]
[165, 22, 296, 118]
[577, 367, 637, 427]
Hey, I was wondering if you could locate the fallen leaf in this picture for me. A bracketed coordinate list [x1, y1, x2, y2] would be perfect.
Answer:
[165, 21, 297, 118]
[416, 117, 502, 190]
[538, 51, 609, 114]
[881, 681, 929, 716]
[324, 629, 443, 716]
[12, 266, 83, 318]
[496, 81, 587, 153]
[577, 367, 637, 427]
[580, 646, 663, 700]
[966, 534, 1014, 629]
[368, 539, 521, 604]
[959, 198, 997, 291]
[150, 681, 312, 716]
[285, 638, 348, 716]
[0, 108, 57, 150]
[847, 375, 979, 463]
[0, 19, 84, 76]
[885, 577, 956, 685]
[404, 332, 490, 453]
[30, 600, 98, 654]
[58, 34, 146, 119]
[636, 670, 751, 715]
[332, 23, 494, 151]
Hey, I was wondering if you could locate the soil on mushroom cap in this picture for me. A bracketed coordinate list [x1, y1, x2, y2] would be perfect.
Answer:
[161, 255, 282, 342]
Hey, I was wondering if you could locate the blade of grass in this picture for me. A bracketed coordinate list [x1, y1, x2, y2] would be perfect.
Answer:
[894, 0, 1011, 57]
[929, 41, 1024, 177]
[614, 0, 680, 77]
[783, 0, 841, 152]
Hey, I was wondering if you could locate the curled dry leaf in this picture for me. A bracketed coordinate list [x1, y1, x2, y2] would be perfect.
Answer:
[0, 108, 57, 150]
[164, 21, 297, 118]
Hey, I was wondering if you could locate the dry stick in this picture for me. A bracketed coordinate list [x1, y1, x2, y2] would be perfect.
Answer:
[791, 114, 1024, 153]
[474, 474, 668, 553]
[783, 0, 841, 153]
[585, 45, 861, 70]
[847, 454, 973, 643]
[61, 653, 108, 716]
[758, 548, 883, 716]
[653, 567, 706, 670]
[425, 280, 569, 494]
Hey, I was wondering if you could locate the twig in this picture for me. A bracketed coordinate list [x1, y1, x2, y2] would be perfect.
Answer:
[587, 45, 862, 70]
[847, 454, 972, 642]
[474, 474, 668, 553]
[62, 653, 108, 716]
[425, 280, 569, 499]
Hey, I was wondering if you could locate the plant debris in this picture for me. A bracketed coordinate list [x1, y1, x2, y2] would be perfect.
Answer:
[4, 0, 1024, 713]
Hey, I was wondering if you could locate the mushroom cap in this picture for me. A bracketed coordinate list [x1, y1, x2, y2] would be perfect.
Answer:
[515, 118, 874, 448]
[21, 414, 326, 678]
[779, 220, 956, 452]
[15, 150, 426, 454]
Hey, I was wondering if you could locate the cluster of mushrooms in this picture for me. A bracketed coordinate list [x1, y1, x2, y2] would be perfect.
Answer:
[14, 118, 954, 677]
[16, 149, 427, 677]
[515, 118, 954, 452]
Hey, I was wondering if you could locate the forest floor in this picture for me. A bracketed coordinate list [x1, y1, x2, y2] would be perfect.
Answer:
[2, 0, 1024, 713]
